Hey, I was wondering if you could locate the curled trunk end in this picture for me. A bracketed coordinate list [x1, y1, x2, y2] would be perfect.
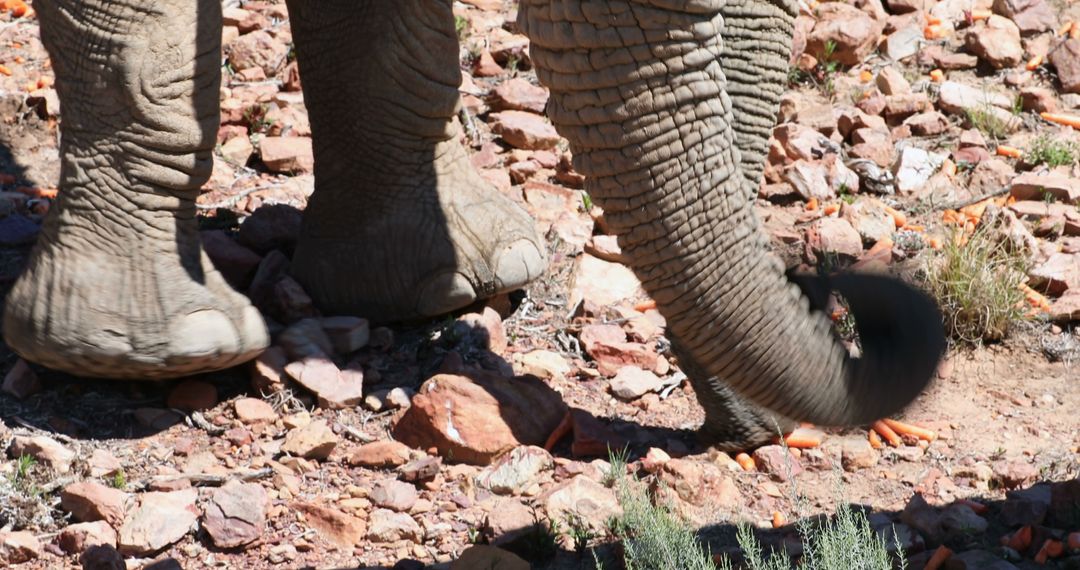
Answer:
[520, 0, 945, 429]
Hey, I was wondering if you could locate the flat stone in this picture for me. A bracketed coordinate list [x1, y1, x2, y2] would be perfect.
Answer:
[609, 366, 663, 400]
[281, 419, 339, 460]
[542, 475, 621, 532]
[369, 480, 418, 513]
[259, 136, 314, 173]
[1010, 171, 1080, 204]
[1050, 39, 1080, 94]
[118, 489, 199, 556]
[807, 217, 864, 259]
[476, 445, 553, 495]
[842, 438, 879, 471]
[394, 371, 566, 466]
[234, 397, 278, 423]
[61, 482, 128, 527]
[293, 502, 366, 549]
[0, 531, 41, 565]
[489, 78, 549, 114]
[285, 357, 364, 409]
[58, 521, 117, 554]
[9, 435, 75, 474]
[320, 316, 370, 354]
[1, 359, 40, 400]
[489, 111, 561, 150]
[367, 509, 423, 543]
[345, 441, 413, 468]
[202, 480, 268, 549]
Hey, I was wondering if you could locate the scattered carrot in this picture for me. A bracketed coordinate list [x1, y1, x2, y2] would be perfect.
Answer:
[1035, 539, 1064, 563]
[1019, 283, 1052, 312]
[865, 237, 893, 259]
[1025, 54, 1044, 71]
[868, 429, 883, 449]
[0, 173, 15, 185]
[927, 236, 944, 249]
[959, 198, 991, 225]
[1007, 525, 1033, 552]
[970, 8, 992, 20]
[883, 205, 906, 229]
[783, 427, 824, 449]
[871, 420, 902, 447]
[772, 511, 786, 528]
[924, 24, 947, 39]
[633, 299, 657, 312]
[9, 41, 21, 49]
[1041, 112, 1080, 129]
[16, 187, 58, 199]
[542, 410, 573, 451]
[925, 13, 942, 25]
[36, 76, 53, 89]
[996, 145, 1023, 158]
[823, 203, 840, 216]
[929, 69, 944, 82]
[859, 69, 873, 83]
[904, 224, 926, 233]
[951, 499, 989, 515]
[735, 452, 756, 472]
[882, 418, 937, 442]
[0, 64, 10, 77]
[1067, 532, 1080, 551]
[1073, 23, 1080, 39]
[924, 545, 952, 570]
[12, 55, 23, 64]
[1060, 22, 1076, 37]
[805, 197, 819, 211]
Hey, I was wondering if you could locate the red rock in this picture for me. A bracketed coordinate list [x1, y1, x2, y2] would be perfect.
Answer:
[609, 366, 662, 400]
[473, 50, 504, 77]
[903, 111, 949, 136]
[992, 0, 1056, 35]
[841, 438, 879, 471]
[393, 371, 567, 465]
[58, 521, 117, 554]
[369, 479, 418, 512]
[259, 136, 314, 173]
[457, 307, 507, 355]
[1029, 253, 1080, 295]
[568, 254, 644, 309]
[282, 60, 302, 91]
[489, 111, 561, 150]
[9, 435, 75, 473]
[281, 419, 339, 460]
[201, 229, 262, 291]
[542, 475, 621, 531]
[964, 16, 1023, 69]
[264, 104, 311, 137]
[490, 78, 549, 114]
[202, 480, 268, 549]
[579, 324, 659, 377]
[967, 159, 1015, 196]
[1010, 171, 1080, 204]
[166, 379, 218, 412]
[772, 123, 838, 161]
[875, 66, 911, 95]
[88, 449, 123, 478]
[118, 489, 199, 556]
[367, 509, 422, 543]
[807, 217, 864, 259]
[937, 81, 1015, 115]
[285, 357, 363, 409]
[784, 160, 833, 201]
[227, 30, 289, 76]
[61, 482, 128, 527]
[233, 397, 278, 423]
[1, 358, 40, 400]
[250, 346, 288, 394]
[806, 3, 883, 65]
[292, 502, 366, 548]
[883, 93, 931, 122]
[1050, 39, 1080, 94]
[346, 441, 413, 468]
[0, 531, 41, 565]
[1019, 86, 1057, 113]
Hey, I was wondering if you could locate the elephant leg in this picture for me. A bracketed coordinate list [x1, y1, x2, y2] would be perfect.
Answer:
[283, 1, 547, 322]
[3, 0, 268, 379]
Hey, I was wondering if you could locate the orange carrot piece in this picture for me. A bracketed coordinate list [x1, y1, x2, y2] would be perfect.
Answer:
[633, 299, 657, 312]
[927, 236, 944, 249]
[543, 410, 573, 452]
[806, 197, 819, 211]
[872, 420, 902, 447]
[735, 452, 756, 471]
[1041, 112, 1080, 129]
[882, 418, 937, 442]
[1058, 21, 1075, 37]
[1008, 525, 1032, 552]
[866, 237, 893, 258]
[772, 511, 786, 528]
[859, 69, 873, 83]
[868, 429, 883, 449]
[823, 203, 840, 216]
[924, 545, 952, 570]
[904, 224, 926, 232]
[883, 205, 906, 228]
[783, 427, 823, 449]
[929, 69, 944, 82]
[1025, 54, 1043, 71]
[1067, 532, 1080, 551]
[924, 24, 945, 39]
[970, 9, 992, 20]
[952, 498, 988, 515]
[996, 145, 1023, 158]
[925, 13, 942, 25]
[1034, 540, 1063, 563]
[1073, 23, 1080, 39]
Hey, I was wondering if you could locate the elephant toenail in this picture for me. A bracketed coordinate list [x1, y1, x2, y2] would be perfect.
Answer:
[417, 272, 477, 317]
[169, 310, 240, 359]
[494, 239, 547, 292]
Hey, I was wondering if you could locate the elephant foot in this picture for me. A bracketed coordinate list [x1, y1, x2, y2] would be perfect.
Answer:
[4, 234, 269, 380]
[291, 139, 547, 321]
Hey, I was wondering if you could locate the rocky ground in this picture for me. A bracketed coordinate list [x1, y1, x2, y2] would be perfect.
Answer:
[0, 0, 1077, 568]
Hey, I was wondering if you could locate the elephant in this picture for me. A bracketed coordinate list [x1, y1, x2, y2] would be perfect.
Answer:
[1, 0, 946, 450]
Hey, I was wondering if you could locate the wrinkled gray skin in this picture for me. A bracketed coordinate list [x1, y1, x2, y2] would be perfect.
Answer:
[3, 0, 945, 449]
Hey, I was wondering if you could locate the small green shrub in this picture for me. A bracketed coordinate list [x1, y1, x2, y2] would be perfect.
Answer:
[1024, 135, 1079, 168]
[925, 225, 1028, 343]
[609, 477, 715, 570]
[965, 105, 1013, 141]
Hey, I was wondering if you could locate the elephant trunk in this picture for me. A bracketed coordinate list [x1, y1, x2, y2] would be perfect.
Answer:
[520, 0, 945, 427]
